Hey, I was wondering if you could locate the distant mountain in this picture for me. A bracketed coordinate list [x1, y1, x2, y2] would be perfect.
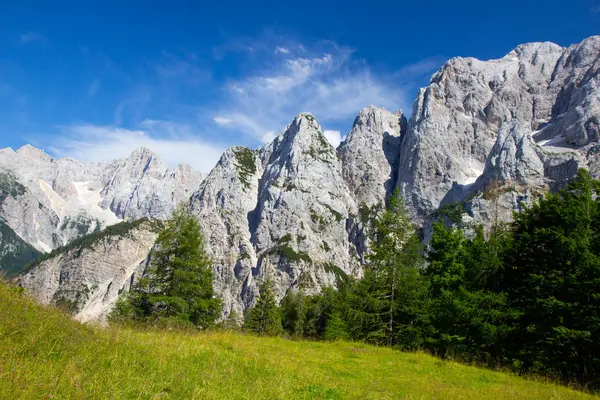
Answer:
[13, 35, 600, 322]
[0, 145, 203, 273]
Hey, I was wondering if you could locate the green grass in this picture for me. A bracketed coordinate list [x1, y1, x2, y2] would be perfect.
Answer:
[0, 282, 596, 400]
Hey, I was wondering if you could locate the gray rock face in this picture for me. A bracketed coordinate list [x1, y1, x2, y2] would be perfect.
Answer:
[339, 106, 406, 209]
[97, 148, 204, 220]
[190, 113, 394, 315]
[16, 220, 159, 323]
[398, 36, 600, 226]
[0, 146, 203, 255]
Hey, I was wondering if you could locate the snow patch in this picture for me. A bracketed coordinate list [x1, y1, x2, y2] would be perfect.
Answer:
[38, 180, 121, 227]
[72, 182, 121, 226]
[38, 179, 68, 218]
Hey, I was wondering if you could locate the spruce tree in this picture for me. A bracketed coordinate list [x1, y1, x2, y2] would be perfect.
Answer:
[111, 205, 221, 328]
[244, 278, 282, 336]
[505, 169, 600, 383]
[348, 191, 426, 347]
[280, 290, 307, 337]
[426, 223, 514, 363]
[323, 310, 349, 341]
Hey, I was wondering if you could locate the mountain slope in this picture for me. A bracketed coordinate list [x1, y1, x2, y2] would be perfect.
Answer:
[0, 146, 203, 274]
[0, 281, 594, 400]
[0, 220, 41, 277]
[16, 219, 161, 322]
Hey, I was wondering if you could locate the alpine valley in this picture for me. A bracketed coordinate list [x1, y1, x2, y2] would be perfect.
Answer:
[4, 35, 599, 323]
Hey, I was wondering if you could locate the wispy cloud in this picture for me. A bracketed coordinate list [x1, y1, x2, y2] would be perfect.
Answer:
[44, 122, 225, 172]
[392, 56, 446, 83]
[19, 32, 47, 45]
[88, 80, 101, 98]
[213, 116, 232, 125]
[209, 37, 409, 146]
[591, 5, 600, 13]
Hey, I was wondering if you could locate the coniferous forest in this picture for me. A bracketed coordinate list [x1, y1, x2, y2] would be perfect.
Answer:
[249, 169, 600, 389]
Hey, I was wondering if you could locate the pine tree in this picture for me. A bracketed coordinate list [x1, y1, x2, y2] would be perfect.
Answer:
[323, 310, 349, 341]
[111, 205, 222, 328]
[347, 191, 426, 347]
[244, 278, 282, 336]
[426, 222, 514, 363]
[505, 169, 600, 384]
[280, 290, 307, 337]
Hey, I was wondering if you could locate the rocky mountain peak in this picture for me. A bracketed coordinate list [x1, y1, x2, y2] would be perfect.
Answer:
[507, 41, 564, 61]
[16, 144, 54, 163]
[339, 106, 404, 208]
[566, 35, 600, 67]
[277, 113, 326, 144]
[263, 112, 335, 170]
[116, 147, 165, 178]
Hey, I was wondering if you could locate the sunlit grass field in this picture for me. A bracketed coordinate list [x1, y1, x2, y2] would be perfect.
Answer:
[0, 283, 596, 399]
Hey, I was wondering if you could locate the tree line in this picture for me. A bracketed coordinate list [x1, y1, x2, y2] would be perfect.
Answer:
[112, 169, 600, 389]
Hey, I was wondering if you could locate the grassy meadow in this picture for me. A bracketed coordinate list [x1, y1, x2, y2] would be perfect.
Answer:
[0, 283, 596, 400]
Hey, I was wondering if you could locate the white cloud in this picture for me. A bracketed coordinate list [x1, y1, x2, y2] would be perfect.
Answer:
[592, 5, 600, 13]
[323, 130, 343, 148]
[19, 32, 46, 45]
[211, 40, 406, 143]
[213, 116, 232, 125]
[46, 122, 225, 173]
[275, 46, 290, 54]
[262, 130, 277, 143]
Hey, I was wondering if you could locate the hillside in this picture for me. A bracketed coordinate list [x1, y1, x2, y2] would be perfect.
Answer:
[0, 282, 595, 400]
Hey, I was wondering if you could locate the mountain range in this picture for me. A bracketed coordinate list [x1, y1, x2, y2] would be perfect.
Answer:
[4, 35, 599, 322]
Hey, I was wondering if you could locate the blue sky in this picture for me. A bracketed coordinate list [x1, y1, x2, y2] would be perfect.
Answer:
[1, 0, 599, 171]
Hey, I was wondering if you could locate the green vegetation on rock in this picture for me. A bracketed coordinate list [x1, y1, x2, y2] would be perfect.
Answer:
[267, 244, 312, 263]
[0, 220, 41, 277]
[323, 204, 343, 222]
[233, 147, 257, 189]
[322, 262, 348, 284]
[0, 172, 26, 204]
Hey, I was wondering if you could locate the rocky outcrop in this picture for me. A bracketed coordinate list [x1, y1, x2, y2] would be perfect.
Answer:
[339, 106, 406, 209]
[189, 112, 403, 315]
[398, 36, 600, 227]
[16, 219, 160, 323]
[97, 148, 204, 220]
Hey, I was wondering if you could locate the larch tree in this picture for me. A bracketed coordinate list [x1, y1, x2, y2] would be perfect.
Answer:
[111, 205, 222, 328]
